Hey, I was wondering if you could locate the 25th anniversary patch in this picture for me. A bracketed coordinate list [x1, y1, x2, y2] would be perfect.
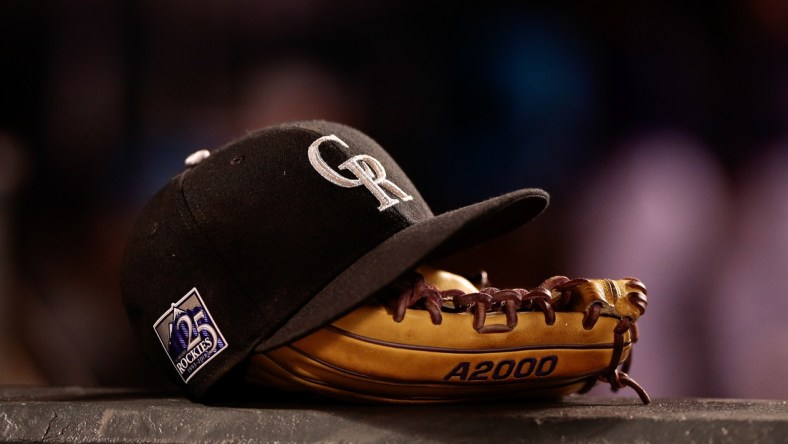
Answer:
[153, 288, 228, 382]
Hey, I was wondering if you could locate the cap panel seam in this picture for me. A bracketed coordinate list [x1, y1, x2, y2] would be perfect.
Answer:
[175, 170, 261, 320]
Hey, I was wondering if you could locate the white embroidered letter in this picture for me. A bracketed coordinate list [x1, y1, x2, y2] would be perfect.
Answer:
[308, 134, 413, 211]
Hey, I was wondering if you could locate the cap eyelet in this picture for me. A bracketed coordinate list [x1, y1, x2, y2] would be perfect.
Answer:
[230, 155, 244, 165]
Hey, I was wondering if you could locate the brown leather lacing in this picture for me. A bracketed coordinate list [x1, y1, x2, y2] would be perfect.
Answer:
[385, 272, 651, 404]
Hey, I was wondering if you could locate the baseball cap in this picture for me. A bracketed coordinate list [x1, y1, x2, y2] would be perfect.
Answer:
[121, 120, 549, 399]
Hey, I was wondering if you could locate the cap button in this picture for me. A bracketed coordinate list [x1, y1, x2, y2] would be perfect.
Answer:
[185, 149, 211, 166]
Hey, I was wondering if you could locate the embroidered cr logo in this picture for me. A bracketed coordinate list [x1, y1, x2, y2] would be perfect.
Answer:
[308, 134, 414, 211]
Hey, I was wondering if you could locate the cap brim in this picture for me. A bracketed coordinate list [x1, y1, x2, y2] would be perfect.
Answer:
[255, 187, 549, 352]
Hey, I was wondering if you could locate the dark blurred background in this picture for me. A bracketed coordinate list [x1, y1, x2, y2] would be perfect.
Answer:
[1, 0, 787, 399]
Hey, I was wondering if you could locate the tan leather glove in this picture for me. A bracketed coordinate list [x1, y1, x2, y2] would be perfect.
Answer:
[246, 268, 650, 404]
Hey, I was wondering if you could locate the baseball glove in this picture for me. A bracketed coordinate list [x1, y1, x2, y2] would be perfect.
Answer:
[246, 267, 650, 404]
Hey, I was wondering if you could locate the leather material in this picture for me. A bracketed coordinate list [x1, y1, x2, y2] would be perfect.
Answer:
[247, 270, 648, 404]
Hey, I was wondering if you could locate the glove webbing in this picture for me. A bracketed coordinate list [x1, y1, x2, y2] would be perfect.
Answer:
[387, 272, 651, 404]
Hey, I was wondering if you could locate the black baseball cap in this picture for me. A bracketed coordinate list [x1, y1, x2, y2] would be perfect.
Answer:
[121, 120, 549, 399]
